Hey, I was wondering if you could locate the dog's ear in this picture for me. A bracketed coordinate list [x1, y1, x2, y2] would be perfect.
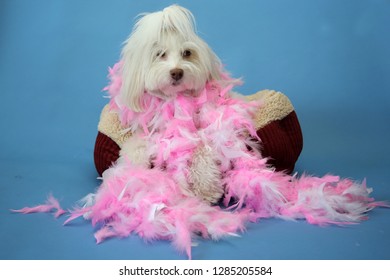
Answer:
[195, 39, 223, 83]
[118, 6, 166, 113]
[120, 41, 146, 112]
[207, 47, 223, 82]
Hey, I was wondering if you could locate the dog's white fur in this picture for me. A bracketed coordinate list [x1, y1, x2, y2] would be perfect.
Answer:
[120, 5, 223, 112]
[119, 5, 229, 203]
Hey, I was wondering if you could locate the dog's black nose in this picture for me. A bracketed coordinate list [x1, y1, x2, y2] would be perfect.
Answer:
[170, 68, 184, 81]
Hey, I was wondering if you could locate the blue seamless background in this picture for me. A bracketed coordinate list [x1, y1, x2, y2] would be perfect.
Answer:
[1, 0, 389, 259]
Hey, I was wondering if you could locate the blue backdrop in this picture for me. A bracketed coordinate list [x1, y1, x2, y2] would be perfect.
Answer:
[1, 0, 389, 259]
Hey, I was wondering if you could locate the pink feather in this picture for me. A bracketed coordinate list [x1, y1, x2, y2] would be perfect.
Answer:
[14, 62, 388, 259]
[12, 194, 66, 218]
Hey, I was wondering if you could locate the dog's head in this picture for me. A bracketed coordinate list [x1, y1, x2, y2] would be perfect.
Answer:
[120, 5, 222, 112]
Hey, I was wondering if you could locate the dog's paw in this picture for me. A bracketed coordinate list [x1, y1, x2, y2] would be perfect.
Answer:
[119, 135, 150, 167]
[189, 145, 224, 204]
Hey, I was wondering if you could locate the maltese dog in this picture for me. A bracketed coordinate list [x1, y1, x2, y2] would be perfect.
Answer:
[117, 5, 233, 203]
[120, 5, 222, 111]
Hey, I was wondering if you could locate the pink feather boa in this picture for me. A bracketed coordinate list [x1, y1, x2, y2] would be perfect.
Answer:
[15, 62, 386, 259]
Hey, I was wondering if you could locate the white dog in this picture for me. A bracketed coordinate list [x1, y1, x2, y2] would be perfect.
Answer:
[118, 5, 232, 203]
[120, 5, 222, 111]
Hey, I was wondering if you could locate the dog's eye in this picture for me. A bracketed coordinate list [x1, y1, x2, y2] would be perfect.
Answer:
[156, 51, 166, 58]
[182, 50, 192, 58]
